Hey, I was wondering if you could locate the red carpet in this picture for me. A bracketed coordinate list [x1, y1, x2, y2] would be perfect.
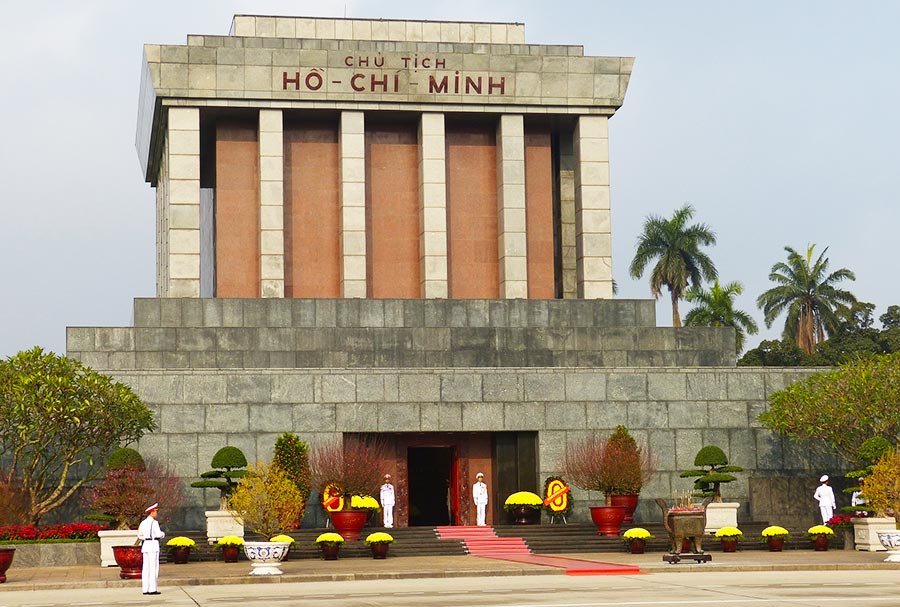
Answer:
[435, 526, 641, 575]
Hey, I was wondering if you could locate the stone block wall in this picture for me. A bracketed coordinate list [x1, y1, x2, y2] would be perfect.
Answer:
[97, 365, 823, 529]
[67, 298, 735, 370]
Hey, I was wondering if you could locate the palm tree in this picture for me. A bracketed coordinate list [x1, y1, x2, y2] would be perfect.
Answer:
[684, 280, 759, 353]
[756, 244, 856, 354]
[628, 204, 717, 327]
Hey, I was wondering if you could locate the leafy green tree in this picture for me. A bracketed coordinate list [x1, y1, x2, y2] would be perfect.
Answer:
[684, 280, 759, 353]
[628, 204, 717, 327]
[880, 305, 900, 329]
[738, 338, 817, 366]
[759, 353, 900, 466]
[0, 347, 155, 524]
[756, 244, 856, 354]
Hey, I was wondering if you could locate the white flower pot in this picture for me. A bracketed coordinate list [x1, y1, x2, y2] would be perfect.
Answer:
[853, 517, 896, 551]
[704, 502, 739, 533]
[243, 541, 291, 575]
[876, 531, 900, 562]
[205, 510, 244, 544]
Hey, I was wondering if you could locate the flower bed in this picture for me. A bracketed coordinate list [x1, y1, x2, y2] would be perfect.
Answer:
[0, 523, 106, 542]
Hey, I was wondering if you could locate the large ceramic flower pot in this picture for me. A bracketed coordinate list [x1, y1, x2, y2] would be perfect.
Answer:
[112, 545, 143, 579]
[169, 547, 191, 564]
[767, 537, 785, 552]
[0, 547, 15, 583]
[370, 543, 390, 559]
[813, 535, 830, 551]
[610, 494, 639, 524]
[243, 541, 291, 575]
[628, 539, 645, 554]
[509, 505, 540, 525]
[876, 530, 900, 562]
[331, 509, 369, 541]
[589, 505, 626, 536]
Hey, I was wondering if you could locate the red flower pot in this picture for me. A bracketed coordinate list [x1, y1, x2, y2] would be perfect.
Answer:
[112, 545, 143, 579]
[170, 547, 191, 564]
[721, 539, 738, 552]
[0, 547, 15, 583]
[589, 505, 626, 536]
[320, 544, 340, 560]
[221, 546, 240, 562]
[509, 505, 540, 525]
[331, 510, 368, 541]
[628, 539, 645, 554]
[610, 494, 639, 524]
[813, 535, 830, 551]
[767, 537, 785, 552]
[370, 543, 390, 559]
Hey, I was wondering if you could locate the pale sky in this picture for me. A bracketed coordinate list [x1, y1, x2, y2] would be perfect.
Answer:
[1, 1, 897, 358]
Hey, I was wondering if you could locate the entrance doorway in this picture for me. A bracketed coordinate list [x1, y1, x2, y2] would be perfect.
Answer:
[407, 447, 457, 526]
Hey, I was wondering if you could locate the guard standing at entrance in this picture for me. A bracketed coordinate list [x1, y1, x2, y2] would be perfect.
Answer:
[473, 472, 488, 526]
[380, 474, 395, 528]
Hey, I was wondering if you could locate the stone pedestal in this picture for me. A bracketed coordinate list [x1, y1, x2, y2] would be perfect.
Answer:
[205, 510, 244, 544]
[854, 517, 897, 551]
[98, 529, 139, 567]
[705, 502, 739, 533]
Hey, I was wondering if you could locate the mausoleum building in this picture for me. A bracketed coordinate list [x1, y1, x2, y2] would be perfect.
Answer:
[67, 16, 822, 529]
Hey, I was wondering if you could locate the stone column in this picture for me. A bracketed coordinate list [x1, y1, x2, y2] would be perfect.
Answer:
[418, 113, 448, 298]
[165, 107, 201, 298]
[259, 110, 285, 298]
[574, 115, 613, 299]
[496, 115, 528, 298]
[339, 111, 367, 298]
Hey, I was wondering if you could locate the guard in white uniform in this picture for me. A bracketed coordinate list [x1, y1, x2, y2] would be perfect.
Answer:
[813, 475, 836, 523]
[380, 474, 395, 528]
[137, 503, 165, 595]
[473, 472, 488, 526]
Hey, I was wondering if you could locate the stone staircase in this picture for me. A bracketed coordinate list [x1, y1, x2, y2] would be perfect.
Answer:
[167, 522, 838, 562]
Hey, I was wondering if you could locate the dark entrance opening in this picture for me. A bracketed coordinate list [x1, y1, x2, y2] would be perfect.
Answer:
[407, 447, 455, 526]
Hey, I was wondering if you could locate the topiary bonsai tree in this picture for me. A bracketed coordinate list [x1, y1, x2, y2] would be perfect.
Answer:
[191, 446, 249, 510]
[272, 433, 311, 528]
[680, 445, 743, 502]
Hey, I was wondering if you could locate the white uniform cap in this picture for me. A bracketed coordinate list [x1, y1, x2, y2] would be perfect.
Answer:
[145, 502, 159, 513]
[476, 472, 484, 478]
[819, 475, 829, 483]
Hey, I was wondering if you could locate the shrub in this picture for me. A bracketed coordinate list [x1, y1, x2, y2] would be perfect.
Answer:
[310, 438, 389, 506]
[314, 532, 344, 546]
[107, 447, 145, 471]
[214, 535, 243, 549]
[0, 523, 106, 542]
[227, 462, 304, 539]
[364, 532, 394, 545]
[272, 433, 311, 525]
[504, 491, 543, 511]
[861, 447, 900, 525]
[623, 527, 653, 541]
[559, 431, 654, 503]
[714, 526, 743, 540]
[83, 458, 186, 529]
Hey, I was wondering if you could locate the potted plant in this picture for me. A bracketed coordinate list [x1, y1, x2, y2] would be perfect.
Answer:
[560, 433, 642, 535]
[191, 446, 249, 543]
[826, 514, 857, 550]
[315, 532, 345, 560]
[311, 438, 389, 541]
[365, 531, 394, 559]
[680, 445, 743, 532]
[84, 449, 185, 568]
[504, 491, 543, 525]
[227, 462, 302, 575]
[714, 526, 743, 552]
[760, 525, 790, 552]
[808, 524, 834, 551]
[603, 426, 654, 523]
[272, 433, 312, 529]
[350, 494, 382, 526]
[214, 536, 244, 562]
[165, 536, 196, 564]
[0, 546, 13, 583]
[622, 527, 653, 554]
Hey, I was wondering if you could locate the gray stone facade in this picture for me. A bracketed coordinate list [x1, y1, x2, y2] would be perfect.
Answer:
[68, 298, 828, 530]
